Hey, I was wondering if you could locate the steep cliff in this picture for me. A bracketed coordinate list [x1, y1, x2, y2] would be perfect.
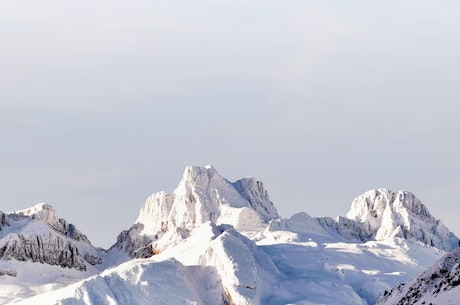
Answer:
[0, 203, 102, 271]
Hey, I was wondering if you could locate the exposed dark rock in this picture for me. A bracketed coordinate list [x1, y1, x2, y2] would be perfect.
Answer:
[0, 204, 103, 271]
[0, 268, 17, 277]
[111, 224, 155, 259]
[84, 253, 103, 265]
[0, 234, 87, 271]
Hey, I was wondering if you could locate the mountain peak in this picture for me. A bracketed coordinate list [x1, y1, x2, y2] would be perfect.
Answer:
[346, 188, 432, 221]
[0, 204, 102, 272]
[114, 165, 279, 258]
[179, 165, 224, 190]
[178, 165, 279, 220]
[183, 164, 216, 177]
[14, 202, 54, 213]
[13, 203, 58, 223]
[345, 188, 458, 250]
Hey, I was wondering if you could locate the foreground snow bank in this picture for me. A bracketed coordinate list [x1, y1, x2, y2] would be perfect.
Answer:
[14, 258, 213, 305]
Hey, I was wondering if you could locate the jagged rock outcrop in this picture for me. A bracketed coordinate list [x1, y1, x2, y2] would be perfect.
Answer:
[112, 165, 279, 258]
[0, 211, 7, 228]
[316, 215, 371, 241]
[84, 253, 103, 266]
[0, 203, 102, 271]
[318, 189, 458, 251]
[112, 224, 156, 258]
[0, 234, 86, 270]
[14, 204, 92, 243]
[376, 247, 460, 305]
[233, 178, 279, 222]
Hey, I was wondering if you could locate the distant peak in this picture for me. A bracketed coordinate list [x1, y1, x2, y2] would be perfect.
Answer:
[179, 165, 226, 189]
[14, 202, 56, 217]
[344, 188, 458, 250]
[11, 202, 62, 226]
[183, 165, 217, 178]
[348, 188, 432, 220]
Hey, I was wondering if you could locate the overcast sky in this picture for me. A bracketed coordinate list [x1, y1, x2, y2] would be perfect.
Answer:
[1, 0, 459, 248]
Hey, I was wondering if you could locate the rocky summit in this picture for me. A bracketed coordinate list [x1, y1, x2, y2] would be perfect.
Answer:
[0, 203, 102, 271]
[111, 165, 279, 258]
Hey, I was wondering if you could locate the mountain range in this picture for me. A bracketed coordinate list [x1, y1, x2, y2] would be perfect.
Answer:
[0, 165, 459, 305]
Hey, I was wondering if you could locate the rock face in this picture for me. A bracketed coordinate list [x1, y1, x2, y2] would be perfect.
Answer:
[0, 234, 86, 271]
[232, 178, 279, 222]
[112, 165, 279, 258]
[318, 189, 459, 251]
[0, 203, 102, 271]
[376, 247, 460, 305]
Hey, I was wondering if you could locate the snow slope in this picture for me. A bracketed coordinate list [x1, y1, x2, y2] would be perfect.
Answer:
[376, 247, 460, 305]
[13, 223, 261, 305]
[13, 258, 212, 305]
[2, 166, 459, 305]
[13, 220, 446, 305]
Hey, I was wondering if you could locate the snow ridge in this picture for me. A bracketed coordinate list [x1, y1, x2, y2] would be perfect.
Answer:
[12, 203, 91, 243]
[376, 247, 460, 305]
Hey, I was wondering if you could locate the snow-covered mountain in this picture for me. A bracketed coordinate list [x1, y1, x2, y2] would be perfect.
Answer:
[111, 165, 279, 258]
[376, 247, 460, 305]
[0, 203, 106, 304]
[347, 189, 457, 250]
[0, 203, 102, 270]
[318, 188, 458, 251]
[1, 166, 459, 305]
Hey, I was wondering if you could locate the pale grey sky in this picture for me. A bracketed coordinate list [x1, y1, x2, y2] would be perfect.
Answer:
[1, 0, 460, 248]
